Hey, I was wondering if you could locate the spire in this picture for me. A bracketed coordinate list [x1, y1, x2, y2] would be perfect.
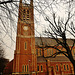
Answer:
[30, 0, 33, 6]
[20, 0, 22, 3]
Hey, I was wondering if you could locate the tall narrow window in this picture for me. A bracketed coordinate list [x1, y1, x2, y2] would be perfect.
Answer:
[64, 65, 66, 71]
[23, 9, 26, 20]
[56, 65, 58, 71]
[27, 10, 29, 14]
[41, 65, 43, 71]
[37, 65, 39, 71]
[47, 49, 49, 55]
[27, 65, 29, 72]
[40, 49, 41, 55]
[25, 65, 26, 72]
[52, 49, 53, 55]
[50, 49, 51, 55]
[27, 10, 29, 20]
[23, 9, 26, 13]
[67, 65, 69, 70]
[25, 42, 27, 50]
[22, 65, 24, 72]
[36, 49, 38, 55]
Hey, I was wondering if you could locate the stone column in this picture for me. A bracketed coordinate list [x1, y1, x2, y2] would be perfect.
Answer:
[47, 60, 51, 75]
[53, 68, 56, 75]
[48, 67, 52, 75]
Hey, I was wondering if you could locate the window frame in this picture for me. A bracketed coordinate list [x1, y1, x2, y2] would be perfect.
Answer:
[56, 65, 59, 71]
[41, 65, 43, 72]
[64, 64, 66, 71]
[36, 49, 38, 55]
[27, 65, 29, 72]
[22, 65, 24, 72]
[26, 10, 30, 20]
[67, 64, 69, 71]
[24, 42, 27, 50]
[40, 49, 41, 56]
[37, 65, 39, 72]
[25, 65, 26, 72]
[47, 49, 49, 55]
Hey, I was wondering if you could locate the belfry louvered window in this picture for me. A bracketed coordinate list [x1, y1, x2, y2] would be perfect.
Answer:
[27, 10, 30, 20]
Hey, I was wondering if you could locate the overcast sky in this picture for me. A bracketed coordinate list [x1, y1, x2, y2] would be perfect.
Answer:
[0, 0, 75, 60]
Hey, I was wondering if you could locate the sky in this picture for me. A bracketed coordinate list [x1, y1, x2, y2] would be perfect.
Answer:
[0, 0, 75, 60]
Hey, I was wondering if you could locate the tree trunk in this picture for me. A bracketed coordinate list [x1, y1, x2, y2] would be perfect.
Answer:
[73, 63, 75, 75]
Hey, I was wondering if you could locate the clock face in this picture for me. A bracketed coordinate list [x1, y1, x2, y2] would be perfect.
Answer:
[23, 26, 28, 31]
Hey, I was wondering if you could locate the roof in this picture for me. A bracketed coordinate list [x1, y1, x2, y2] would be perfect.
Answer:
[3, 60, 13, 74]
[37, 56, 75, 62]
[48, 56, 70, 62]
[35, 37, 74, 46]
[37, 56, 46, 63]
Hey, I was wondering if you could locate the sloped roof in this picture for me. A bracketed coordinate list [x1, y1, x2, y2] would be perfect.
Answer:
[36, 37, 75, 62]
[37, 56, 75, 62]
[35, 37, 74, 46]
[3, 60, 13, 74]
[48, 56, 70, 62]
[37, 56, 46, 63]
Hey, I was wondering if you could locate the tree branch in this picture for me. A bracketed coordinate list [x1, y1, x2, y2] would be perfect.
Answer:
[0, 0, 19, 4]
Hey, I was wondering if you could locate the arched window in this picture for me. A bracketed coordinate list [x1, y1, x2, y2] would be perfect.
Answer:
[64, 65, 66, 71]
[37, 65, 39, 71]
[40, 49, 41, 55]
[27, 65, 29, 72]
[50, 49, 51, 55]
[23, 9, 26, 21]
[23, 9, 26, 13]
[27, 10, 30, 20]
[67, 65, 69, 70]
[47, 49, 49, 55]
[41, 65, 43, 71]
[22, 65, 24, 72]
[25, 65, 26, 72]
[52, 49, 53, 55]
[22, 0, 30, 4]
[27, 10, 29, 14]
[56, 65, 58, 71]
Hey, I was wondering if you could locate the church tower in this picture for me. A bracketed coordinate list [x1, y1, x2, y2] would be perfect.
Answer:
[13, 0, 37, 75]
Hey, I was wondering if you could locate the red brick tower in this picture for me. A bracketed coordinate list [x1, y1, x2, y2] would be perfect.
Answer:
[13, 0, 37, 74]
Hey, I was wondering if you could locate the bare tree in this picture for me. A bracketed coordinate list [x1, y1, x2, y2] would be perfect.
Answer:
[0, 44, 9, 74]
[35, 0, 75, 74]
[0, 0, 75, 74]
[0, 0, 19, 50]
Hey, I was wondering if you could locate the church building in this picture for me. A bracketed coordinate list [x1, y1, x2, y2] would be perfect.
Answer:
[3, 0, 75, 75]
